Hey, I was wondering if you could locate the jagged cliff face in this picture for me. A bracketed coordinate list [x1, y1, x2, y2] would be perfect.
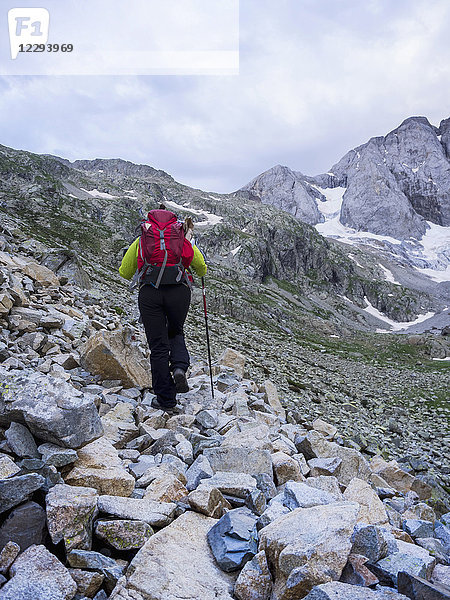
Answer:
[240, 116, 450, 241]
[332, 117, 450, 238]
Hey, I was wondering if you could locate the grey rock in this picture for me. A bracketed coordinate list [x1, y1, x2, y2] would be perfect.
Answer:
[0, 473, 45, 514]
[207, 471, 257, 499]
[435, 523, 450, 554]
[38, 443, 78, 467]
[128, 455, 156, 478]
[0, 541, 20, 575]
[303, 581, 410, 599]
[97, 494, 176, 527]
[0, 544, 77, 600]
[195, 409, 219, 429]
[185, 454, 214, 491]
[255, 473, 277, 501]
[111, 511, 235, 600]
[397, 570, 450, 600]
[258, 502, 359, 600]
[416, 537, 449, 565]
[46, 484, 98, 551]
[0, 368, 103, 449]
[67, 549, 126, 593]
[95, 520, 153, 550]
[0, 501, 46, 551]
[371, 540, 436, 586]
[257, 496, 290, 530]
[350, 524, 392, 563]
[432, 564, 450, 588]
[0, 454, 20, 479]
[245, 488, 267, 516]
[204, 447, 273, 477]
[305, 476, 344, 500]
[68, 569, 104, 598]
[294, 431, 371, 486]
[308, 457, 342, 477]
[187, 484, 231, 519]
[4, 422, 40, 458]
[403, 519, 435, 540]
[234, 550, 272, 600]
[283, 480, 337, 510]
[207, 507, 259, 572]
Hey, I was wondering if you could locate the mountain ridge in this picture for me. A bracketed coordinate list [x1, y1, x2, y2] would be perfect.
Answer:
[0, 115, 449, 341]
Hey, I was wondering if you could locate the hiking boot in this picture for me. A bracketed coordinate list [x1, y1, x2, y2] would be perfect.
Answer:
[173, 368, 189, 393]
[151, 396, 177, 413]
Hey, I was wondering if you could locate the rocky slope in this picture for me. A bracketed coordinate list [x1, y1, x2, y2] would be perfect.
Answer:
[0, 217, 449, 599]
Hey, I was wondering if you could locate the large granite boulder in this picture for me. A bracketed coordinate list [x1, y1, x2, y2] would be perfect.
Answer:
[0, 368, 103, 449]
[303, 581, 410, 599]
[295, 431, 371, 486]
[46, 484, 98, 551]
[343, 478, 389, 525]
[0, 544, 77, 600]
[110, 512, 236, 600]
[80, 327, 152, 389]
[0, 501, 46, 551]
[0, 473, 45, 514]
[258, 501, 359, 600]
[64, 437, 135, 496]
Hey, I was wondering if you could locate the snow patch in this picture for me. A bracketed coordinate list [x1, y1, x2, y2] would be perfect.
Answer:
[80, 188, 118, 199]
[164, 200, 223, 227]
[432, 357, 450, 361]
[230, 245, 242, 256]
[315, 215, 403, 247]
[348, 253, 364, 269]
[379, 264, 401, 285]
[311, 185, 346, 218]
[363, 296, 435, 332]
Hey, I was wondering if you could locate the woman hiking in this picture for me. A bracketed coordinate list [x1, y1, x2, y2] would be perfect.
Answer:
[119, 204, 207, 411]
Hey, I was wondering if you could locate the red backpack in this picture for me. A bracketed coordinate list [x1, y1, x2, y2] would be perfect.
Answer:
[138, 209, 194, 288]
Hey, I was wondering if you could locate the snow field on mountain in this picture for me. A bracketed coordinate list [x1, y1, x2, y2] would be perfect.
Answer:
[166, 199, 223, 226]
[363, 296, 435, 332]
[312, 185, 450, 283]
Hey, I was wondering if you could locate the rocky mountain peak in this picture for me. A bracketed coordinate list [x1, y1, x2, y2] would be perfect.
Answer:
[70, 157, 174, 182]
[241, 115, 450, 241]
[240, 164, 324, 225]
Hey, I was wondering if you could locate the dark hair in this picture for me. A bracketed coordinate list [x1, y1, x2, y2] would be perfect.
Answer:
[159, 203, 166, 210]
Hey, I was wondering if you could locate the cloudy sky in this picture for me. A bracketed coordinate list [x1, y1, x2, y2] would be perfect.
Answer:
[1, 0, 449, 192]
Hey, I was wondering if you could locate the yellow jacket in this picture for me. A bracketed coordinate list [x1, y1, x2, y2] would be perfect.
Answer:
[119, 237, 207, 281]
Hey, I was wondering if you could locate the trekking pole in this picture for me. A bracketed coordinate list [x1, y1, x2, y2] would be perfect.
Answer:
[201, 277, 215, 399]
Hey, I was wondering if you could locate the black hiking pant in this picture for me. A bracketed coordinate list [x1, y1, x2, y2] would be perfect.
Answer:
[138, 283, 191, 402]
